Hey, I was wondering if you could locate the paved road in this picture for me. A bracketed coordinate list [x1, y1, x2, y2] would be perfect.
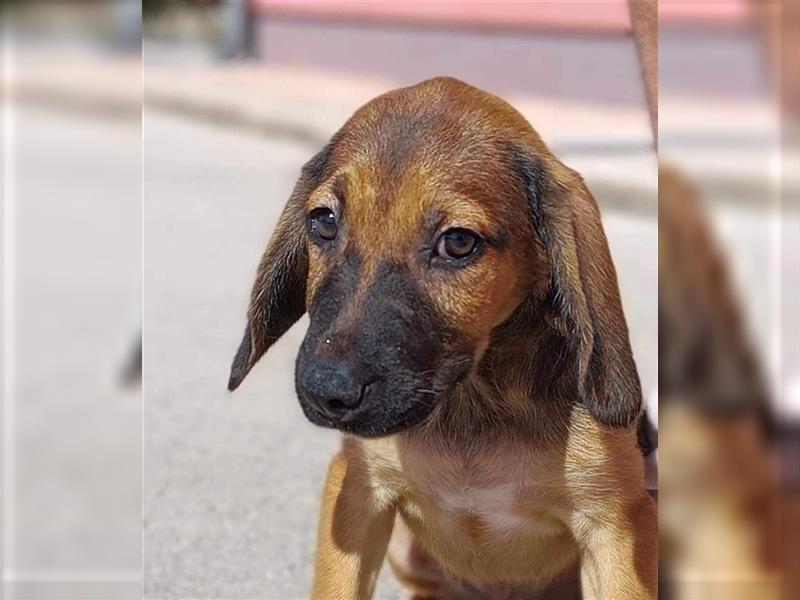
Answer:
[5, 105, 142, 600]
[142, 110, 657, 599]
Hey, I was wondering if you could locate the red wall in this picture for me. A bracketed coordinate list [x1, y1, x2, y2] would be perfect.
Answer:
[250, 1, 757, 33]
[250, 1, 632, 33]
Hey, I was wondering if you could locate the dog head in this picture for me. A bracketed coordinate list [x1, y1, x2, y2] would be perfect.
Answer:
[228, 77, 641, 437]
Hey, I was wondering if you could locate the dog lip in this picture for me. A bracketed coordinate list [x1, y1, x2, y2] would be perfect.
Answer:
[304, 403, 336, 426]
[299, 394, 364, 428]
[299, 385, 444, 437]
[299, 394, 342, 427]
[334, 395, 437, 438]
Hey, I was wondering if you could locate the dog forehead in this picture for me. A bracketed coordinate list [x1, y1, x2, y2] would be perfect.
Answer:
[331, 157, 506, 263]
[312, 79, 538, 257]
[331, 78, 527, 174]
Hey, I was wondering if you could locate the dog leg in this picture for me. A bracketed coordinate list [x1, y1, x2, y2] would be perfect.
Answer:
[387, 516, 484, 600]
[311, 450, 396, 600]
[571, 491, 657, 600]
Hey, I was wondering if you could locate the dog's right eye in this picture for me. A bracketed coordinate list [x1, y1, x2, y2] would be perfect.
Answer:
[434, 228, 481, 263]
[308, 208, 338, 242]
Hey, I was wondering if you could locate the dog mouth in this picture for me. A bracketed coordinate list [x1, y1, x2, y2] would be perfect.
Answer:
[301, 390, 439, 438]
[301, 370, 474, 438]
[296, 355, 474, 438]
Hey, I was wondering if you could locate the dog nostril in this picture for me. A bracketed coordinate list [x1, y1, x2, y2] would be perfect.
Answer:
[326, 398, 349, 413]
[323, 382, 372, 416]
[359, 381, 374, 403]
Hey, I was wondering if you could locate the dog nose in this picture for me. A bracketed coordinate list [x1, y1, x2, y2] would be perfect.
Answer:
[297, 360, 367, 418]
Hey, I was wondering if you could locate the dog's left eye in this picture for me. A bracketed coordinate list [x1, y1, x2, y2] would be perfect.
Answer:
[435, 228, 481, 261]
[308, 208, 338, 242]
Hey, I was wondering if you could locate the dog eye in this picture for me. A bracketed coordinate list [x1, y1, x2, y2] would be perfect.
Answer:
[309, 208, 337, 242]
[435, 228, 481, 261]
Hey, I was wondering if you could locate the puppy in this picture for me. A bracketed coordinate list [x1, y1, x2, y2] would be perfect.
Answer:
[229, 77, 656, 600]
[658, 165, 783, 600]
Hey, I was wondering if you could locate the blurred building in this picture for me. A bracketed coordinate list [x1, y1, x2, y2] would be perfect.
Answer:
[248, 0, 642, 106]
[245, 1, 767, 108]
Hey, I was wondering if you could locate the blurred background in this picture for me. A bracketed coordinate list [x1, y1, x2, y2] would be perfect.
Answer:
[659, 2, 799, 599]
[0, 1, 796, 600]
[2, 2, 142, 600]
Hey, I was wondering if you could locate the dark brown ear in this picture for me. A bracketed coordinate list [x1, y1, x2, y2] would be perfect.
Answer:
[228, 145, 331, 391]
[515, 148, 643, 427]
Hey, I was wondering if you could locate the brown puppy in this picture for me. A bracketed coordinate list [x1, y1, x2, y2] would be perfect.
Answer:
[229, 77, 656, 599]
[658, 166, 783, 600]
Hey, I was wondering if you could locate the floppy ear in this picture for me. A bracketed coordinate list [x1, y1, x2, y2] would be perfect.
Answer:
[515, 148, 643, 427]
[228, 145, 331, 391]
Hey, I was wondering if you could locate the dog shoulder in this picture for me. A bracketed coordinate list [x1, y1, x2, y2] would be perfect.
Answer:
[563, 406, 647, 513]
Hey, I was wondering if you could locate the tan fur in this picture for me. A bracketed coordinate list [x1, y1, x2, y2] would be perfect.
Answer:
[304, 80, 656, 599]
[311, 403, 655, 599]
[230, 77, 656, 599]
[658, 166, 784, 599]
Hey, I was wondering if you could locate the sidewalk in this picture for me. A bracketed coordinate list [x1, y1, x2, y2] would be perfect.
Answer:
[14, 51, 792, 212]
[16, 53, 794, 218]
[142, 62, 658, 214]
[9, 54, 658, 215]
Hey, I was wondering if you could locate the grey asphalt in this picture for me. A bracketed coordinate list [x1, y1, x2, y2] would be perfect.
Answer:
[142, 111, 657, 600]
[5, 105, 142, 600]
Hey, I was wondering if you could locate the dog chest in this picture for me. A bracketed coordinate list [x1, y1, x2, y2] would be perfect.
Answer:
[367, 436, 570, 539]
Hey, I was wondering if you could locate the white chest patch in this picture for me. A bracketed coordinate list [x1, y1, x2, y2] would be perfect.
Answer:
[435, 483, 530, 534]
[394, 438, 567, 539]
